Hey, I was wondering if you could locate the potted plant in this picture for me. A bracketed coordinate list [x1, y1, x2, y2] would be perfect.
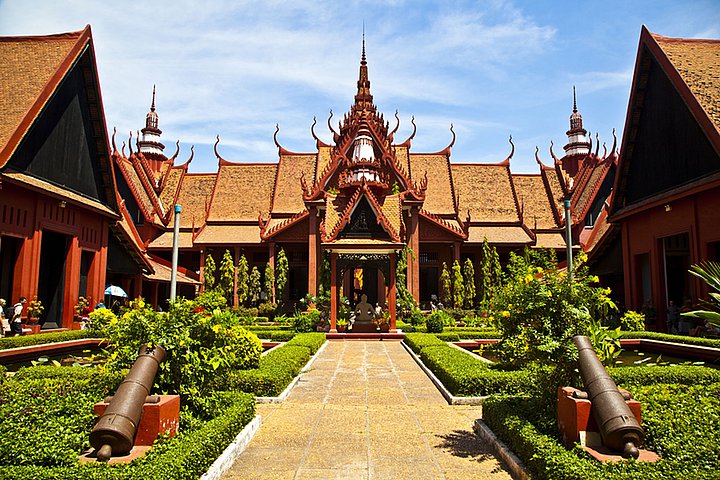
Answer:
[27, 296, 43, 324]
[336, 317, 348, 333]
[376, 310, 391, 333]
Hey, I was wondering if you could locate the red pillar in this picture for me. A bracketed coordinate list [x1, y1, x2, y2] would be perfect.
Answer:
[408, 207, 420, 301]
[88, 224, 108, 307]
[389, 252, 397, 333]
[453, 241, 461, 264]
[133, 273, 143, 299]
[150, 282, 159, 310]
[377, 270, 386, 306]
[62, 237, 81, 328]
[330, 251, 337, 333]
[308, 208, 318, 296]
[14, 230, 42, 309]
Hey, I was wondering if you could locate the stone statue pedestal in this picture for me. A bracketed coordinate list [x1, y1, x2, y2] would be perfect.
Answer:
[351, 294, 378, 333]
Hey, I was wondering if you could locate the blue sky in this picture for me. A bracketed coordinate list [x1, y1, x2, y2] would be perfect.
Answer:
[1, 0, 719, 173]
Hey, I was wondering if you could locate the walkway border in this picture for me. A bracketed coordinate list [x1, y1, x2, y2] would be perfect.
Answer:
[256, 340, 329, 404]
[200, 415, 262, 480]
[473, 419, 529, 480]
[401, 340, 486, 405]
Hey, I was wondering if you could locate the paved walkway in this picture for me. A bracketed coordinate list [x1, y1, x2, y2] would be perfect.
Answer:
[222, 341, 513, 480]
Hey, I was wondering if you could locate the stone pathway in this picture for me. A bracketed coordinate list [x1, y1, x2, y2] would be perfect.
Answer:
[222, 341, 513, 480]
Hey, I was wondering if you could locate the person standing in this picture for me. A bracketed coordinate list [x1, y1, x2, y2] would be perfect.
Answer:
[11, 296, 26, 336]
[0, 299, 9, 337]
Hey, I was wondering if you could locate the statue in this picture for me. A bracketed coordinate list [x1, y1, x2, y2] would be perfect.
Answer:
[351, 294, 376, 332]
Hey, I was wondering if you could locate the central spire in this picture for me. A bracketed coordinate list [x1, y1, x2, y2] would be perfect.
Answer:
[354, 28, 373, 110]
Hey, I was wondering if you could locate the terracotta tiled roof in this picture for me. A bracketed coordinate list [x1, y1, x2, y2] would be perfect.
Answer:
[512, 174, 557, 229]
[322, 193, 351, 240]
[207, 164, 277, 221]
[452, 164, 519, 222]
[379, 194, 403, 236]
[144, 256, 199, 285]
[409, 154, 456, 214]
[193, 224, 262, 244]
[0, 30, 83, 158]
[534, 232, 567, 249]
[393, 145, 411, 173]
[116, 156, 157, 221]
[466, 225, 532, 245]
[653, 34, 720, 133]
[169, 173, 216, 228]
[159, 167, 184, 213]
[571, 159, 609, 223]
[2, 171, 117, 217]
[315, 146, 332, 183]
[147, 231, 195, 249]
[542, 168, 566, 220]
[273, 154, 316, 214]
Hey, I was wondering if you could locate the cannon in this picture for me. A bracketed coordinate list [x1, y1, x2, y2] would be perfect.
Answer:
[90, 344, 166, 461]
[573, 335, 644, 458]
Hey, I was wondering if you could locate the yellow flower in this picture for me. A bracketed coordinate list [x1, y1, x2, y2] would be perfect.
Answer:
[501, 311, 510, 318]
[525, 274, 533, 283]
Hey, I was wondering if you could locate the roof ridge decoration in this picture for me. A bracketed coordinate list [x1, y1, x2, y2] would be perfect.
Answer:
[260, 209, 310, 240]
[113, 149, 154, 222]
[129, 142, 165, 217]
[397, 116, 417, 147]
[504, 157, 524, 225]
[503, 135, 515, 163]
[419, 209, 468, 239]
[311, 117, 330, 148]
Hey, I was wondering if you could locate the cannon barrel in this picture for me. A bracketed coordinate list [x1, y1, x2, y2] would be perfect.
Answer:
[573, 335, 644, 458]
[90, 344, 166, 461]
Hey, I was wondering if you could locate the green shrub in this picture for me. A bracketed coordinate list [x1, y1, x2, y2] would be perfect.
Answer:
[0, 391, 255, 479]
[293, 310, 320, 332]
[230, 306, 259, 318]
[426, 311, 446, 333]
[610, 365, 720, 388]
[483, 384, 720, 479]
[87, 308, 117, 336]
[0, 367, 122, 467]
[434, 332, 461, 342]
[404, 332, 447, 351]
[257, 302, 277, 319]
[620, 331, 720, 349]
[103, 298, 262, 397]
[285, 332, 325, 353]
[268, 331, 296, 342]
[620, 310, 646, 331]
[407, 308, 426, 326]
[0, 329, 96, 350]
[193, 289, 227, 312]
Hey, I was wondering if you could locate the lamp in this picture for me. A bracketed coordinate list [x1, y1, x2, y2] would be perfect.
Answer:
[664, 204, 672, 212]
[59, 200, 67, 208]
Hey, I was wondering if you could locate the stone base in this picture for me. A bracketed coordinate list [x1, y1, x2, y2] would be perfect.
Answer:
[80, 445, 152, 464]
[93, 394, 180, 446]
[584, 445, 660, 463]
[350, 322, 378, 333]
[326, 332, 405, 341]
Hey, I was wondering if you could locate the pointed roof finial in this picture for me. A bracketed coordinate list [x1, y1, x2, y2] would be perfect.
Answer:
[572, 85, 577, 113]
[362, 22, 366, 65]
[151, 84, 156, 112]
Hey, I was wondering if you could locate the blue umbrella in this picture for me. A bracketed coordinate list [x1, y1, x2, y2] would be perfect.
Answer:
[104, 285, 128, 298]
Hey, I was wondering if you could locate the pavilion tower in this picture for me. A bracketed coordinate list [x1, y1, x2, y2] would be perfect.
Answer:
[138, 85, 166, 159]
[562, 87, 591, 177]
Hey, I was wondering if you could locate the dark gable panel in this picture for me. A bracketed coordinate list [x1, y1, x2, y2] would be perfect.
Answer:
[625, 54, 720, 205]
[106, 231, 141, 275]
[339, 196, 391, 240]
[9, 61, 106, 203]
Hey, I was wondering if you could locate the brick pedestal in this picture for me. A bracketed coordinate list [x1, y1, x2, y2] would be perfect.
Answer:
[93, 394, 180, 446]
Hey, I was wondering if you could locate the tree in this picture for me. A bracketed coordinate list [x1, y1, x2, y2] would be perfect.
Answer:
[237, 254, 249, 305]
[439, 262, 451, 306]
[463, 258, 476, 309]
[479, 238, 502, 304]
[203, 253, 216, 291]
[452, 260, 464, 308]
[275, 248, 288, 303]
[396, 247, 418, 316]
[218, 250, 235, 300]
[264, 261, 275, 301]
[248, 266, 261, 306]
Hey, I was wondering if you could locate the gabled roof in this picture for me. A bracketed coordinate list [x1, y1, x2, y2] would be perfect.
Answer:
[0, 25, 118, 213]
[452, 163, 519, 223]
[611, 26, 720, 217]
[512, 174, 558, 229]
[272, 153, 316, 214]
[206, 162, 277, 221]
[409, 153, 456, 214]
[169, 173, 216, 228]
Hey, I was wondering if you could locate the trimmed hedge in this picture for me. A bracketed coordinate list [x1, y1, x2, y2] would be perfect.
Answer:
[226, 333, 325, 396]
[245, 325, 294, 332]
[404, 333, 533, 396]
[0, 329, 97, 350]
[620, 331, 720, 349]
[610, 364, 720, 388]
[248, 330, 296, 342]
[483, 383, 720, 479]
[0, 390, 255, 480]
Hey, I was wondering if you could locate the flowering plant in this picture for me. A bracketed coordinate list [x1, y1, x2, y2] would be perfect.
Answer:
[27, 296, 44, 319]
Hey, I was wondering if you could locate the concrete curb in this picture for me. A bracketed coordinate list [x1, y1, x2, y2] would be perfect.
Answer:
[473, 419, 529, 480]
[401, 341, 486, 405]
[256, 340, 329, 404]
[200, 415, 262, 480]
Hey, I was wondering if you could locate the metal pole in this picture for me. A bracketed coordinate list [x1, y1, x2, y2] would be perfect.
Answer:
[564, 199, 573, 282]
[170, 204, 181, 301]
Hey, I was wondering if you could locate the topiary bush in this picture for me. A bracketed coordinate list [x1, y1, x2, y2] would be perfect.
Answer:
[620, 310, 646, 331]
[193, 289, 228, 312]
[293, 310, 321, 332]
[425, 311, 446, 333]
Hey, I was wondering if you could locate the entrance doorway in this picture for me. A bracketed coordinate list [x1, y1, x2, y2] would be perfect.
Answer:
[352, 266, 379, 307]
[663, 233, 691, 306]
[37, 230, 70, 326]
[0, 236, 21, 303]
